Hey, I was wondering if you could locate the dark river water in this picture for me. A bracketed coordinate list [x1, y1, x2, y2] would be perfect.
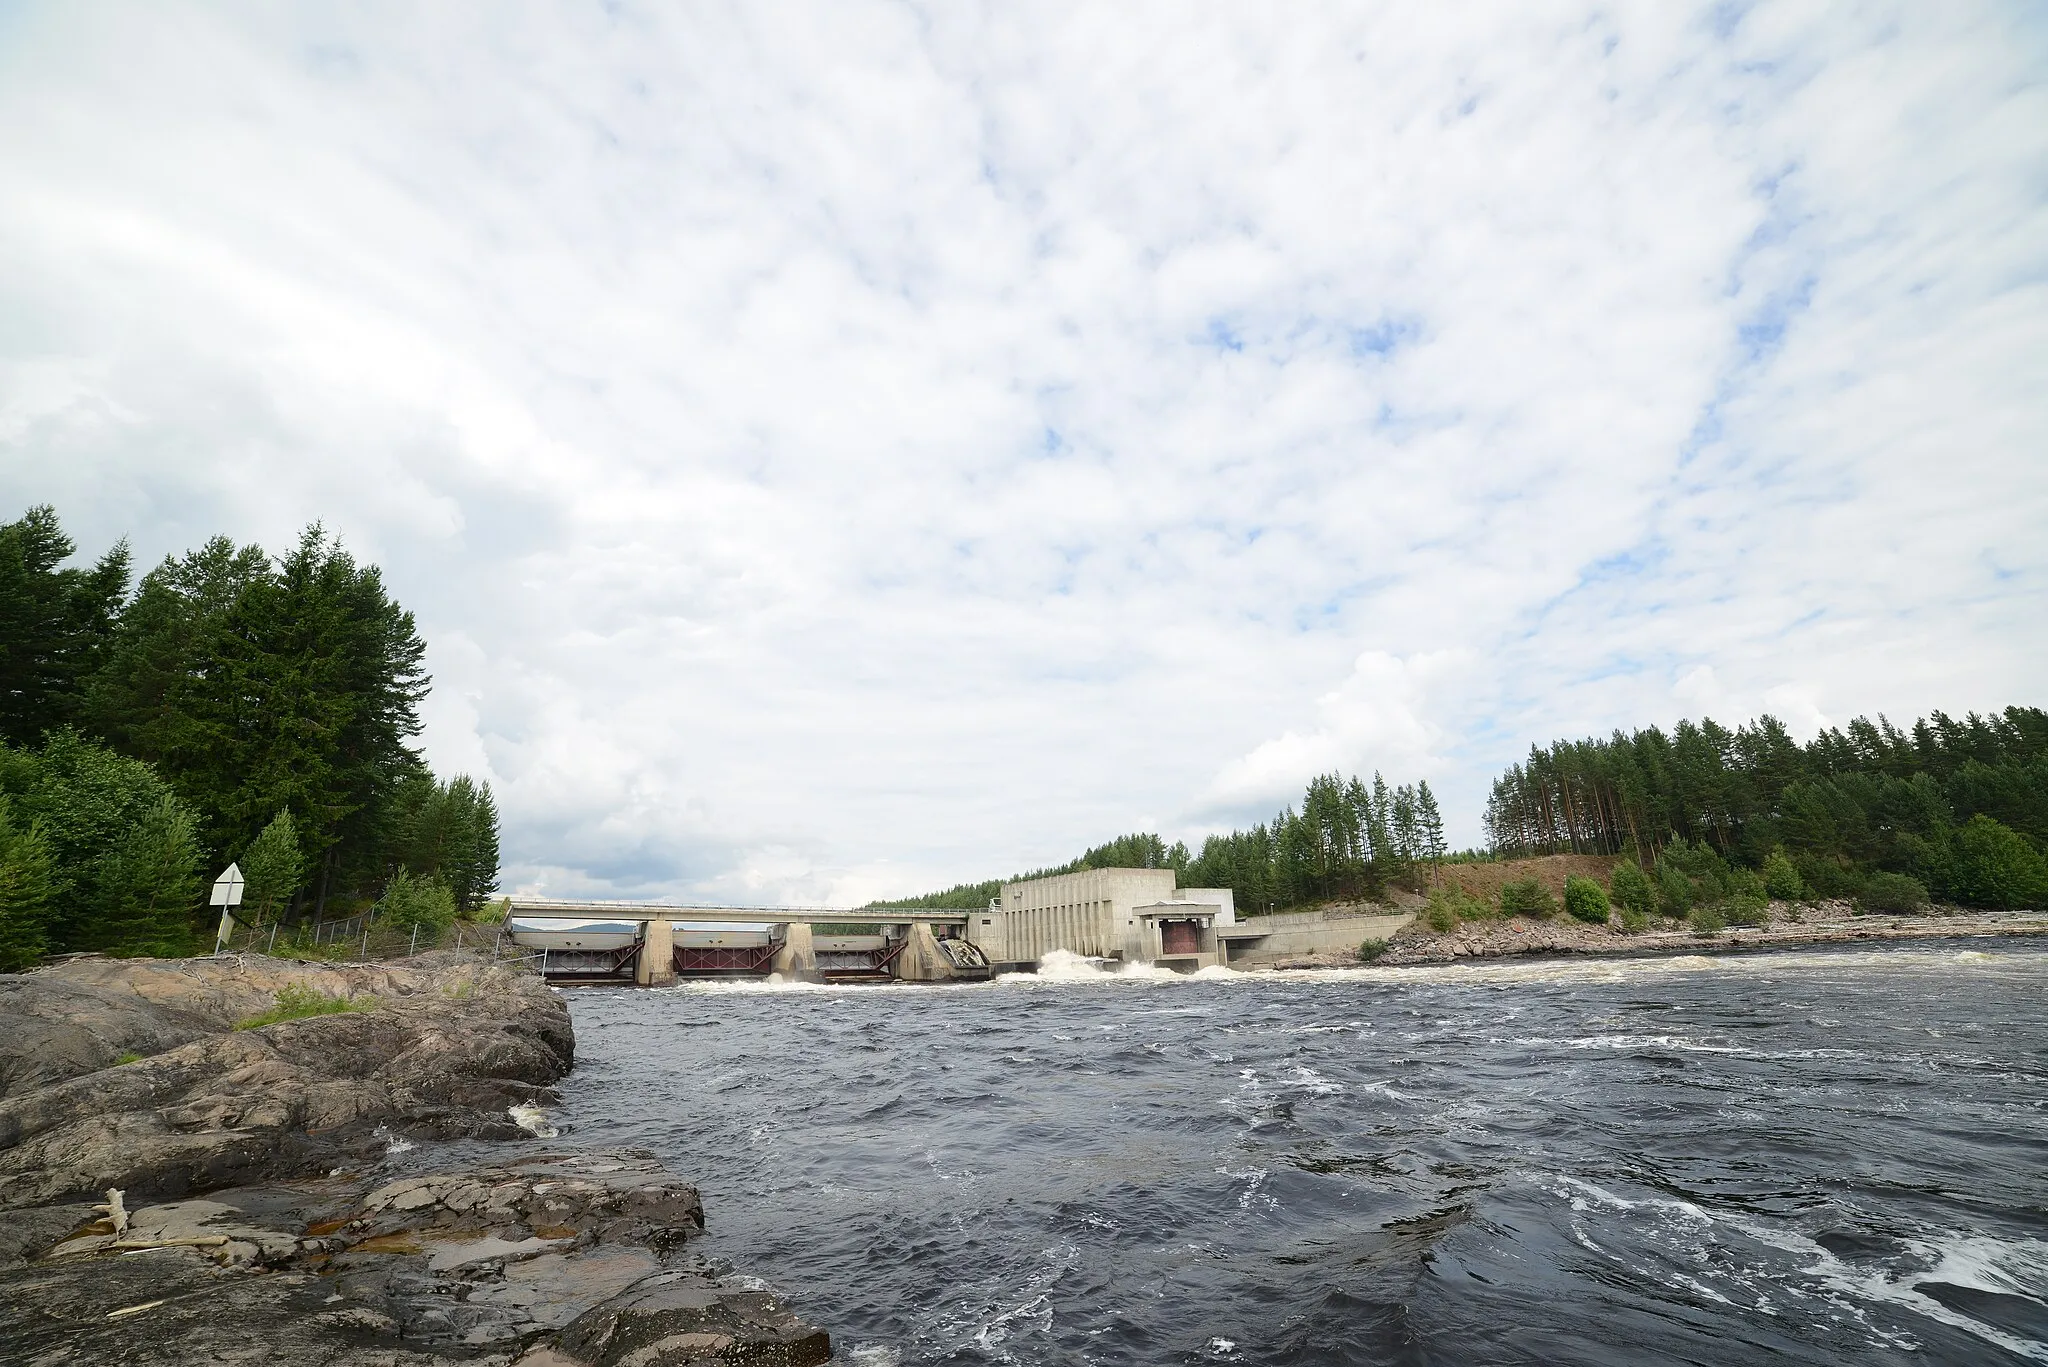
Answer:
[548, 942, 2048, 1366]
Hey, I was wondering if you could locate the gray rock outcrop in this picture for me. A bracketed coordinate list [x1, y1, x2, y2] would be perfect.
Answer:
[0, 954, 829, 1365]
[0, 953, 574, 1208]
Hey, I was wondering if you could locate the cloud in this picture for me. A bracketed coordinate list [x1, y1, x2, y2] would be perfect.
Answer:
[1204, 651, 1470, 818]
[0, 2, 2041, 898]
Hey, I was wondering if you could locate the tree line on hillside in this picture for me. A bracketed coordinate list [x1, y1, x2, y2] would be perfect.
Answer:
[0, 505, 499, 969]
[875, 773, 1445, 915]
[1483, 705, 2048, 910]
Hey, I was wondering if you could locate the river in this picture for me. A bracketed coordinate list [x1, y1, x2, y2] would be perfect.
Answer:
[551, 941, 2048, 1365]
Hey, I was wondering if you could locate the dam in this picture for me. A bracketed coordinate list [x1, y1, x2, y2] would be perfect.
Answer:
[507, 866, 1411, 984]
[504, 901, 995, 985]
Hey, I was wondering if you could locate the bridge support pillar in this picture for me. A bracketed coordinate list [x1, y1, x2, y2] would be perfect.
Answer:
[636, 917, 675, 986]
[770, 922, 820, 982]
[893, 922, 952, 982]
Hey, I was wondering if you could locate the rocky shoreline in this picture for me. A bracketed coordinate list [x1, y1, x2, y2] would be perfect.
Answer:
[1249, 901, 2048, 970]
[0, 953, 830, 1366]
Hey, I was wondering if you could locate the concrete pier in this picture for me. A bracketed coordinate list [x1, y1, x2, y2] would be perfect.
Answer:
[770, 922, 820, 982]
[636, 916, 674, 986]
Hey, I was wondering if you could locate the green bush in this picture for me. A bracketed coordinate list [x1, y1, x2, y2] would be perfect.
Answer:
[1655, 861, 1694, 916]
[1617, 905, 1650, 935]
[1940, 814, 2048, 911]
[1723, 893, 1769, 928]
[1795, 854, 1865, 900]
[1856, 871, 1929, 914]
[1761, 846, 1804, 901]
[1688, 904, 1726, 934]
[1609, 862, 1657, 921]
[235, 981, 377, 1030]
[1563, 876, 1611, 926]
[1424, 884, 1487, 933]
[1499, 878, 1556, 920]
[377, 868, 457, 931]
[1358, 938, 1390, 963]
[471, 896, 511, 925]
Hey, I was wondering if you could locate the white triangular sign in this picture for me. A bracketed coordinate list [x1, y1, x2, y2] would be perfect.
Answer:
[210, 862, 246, 907]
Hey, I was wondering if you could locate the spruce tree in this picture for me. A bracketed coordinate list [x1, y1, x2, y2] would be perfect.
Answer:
[0, 506, 130, 746]
[464, 781, 501, 913]
[0, 797, 56, 971]
[98, 794, 201, 956]
[240, 809, 305, 925]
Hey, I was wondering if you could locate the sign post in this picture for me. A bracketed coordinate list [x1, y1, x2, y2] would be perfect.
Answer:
[211, 863, 246, 954]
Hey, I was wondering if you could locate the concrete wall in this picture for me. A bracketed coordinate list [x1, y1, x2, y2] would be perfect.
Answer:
[974, 867, 1178, 965]
[1221, 910, 1415, 965]
[966, 870, 1257, 967]
[1174, 888, 1237, 924]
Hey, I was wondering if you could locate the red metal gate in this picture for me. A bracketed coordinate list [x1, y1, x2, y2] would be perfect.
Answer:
[672, 942, 779, 976]
[1160, 920, 1202, 956]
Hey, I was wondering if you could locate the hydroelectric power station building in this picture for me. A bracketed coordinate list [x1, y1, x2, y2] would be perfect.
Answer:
[966, 867, 1236, 973]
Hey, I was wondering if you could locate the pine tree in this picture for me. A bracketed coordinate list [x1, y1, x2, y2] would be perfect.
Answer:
[1392, 785, 1420, 862]
[1416, 780, 1446, 873]
[1366, 772, 1395, 876]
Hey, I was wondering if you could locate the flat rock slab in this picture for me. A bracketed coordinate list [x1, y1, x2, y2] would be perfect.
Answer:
[0, 1150, 824, 1366]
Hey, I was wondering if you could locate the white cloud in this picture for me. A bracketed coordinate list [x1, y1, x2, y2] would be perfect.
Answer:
[1, 2, 2042, 898]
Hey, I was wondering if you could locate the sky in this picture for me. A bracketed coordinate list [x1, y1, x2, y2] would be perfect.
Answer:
[2, 2, 2043, 905]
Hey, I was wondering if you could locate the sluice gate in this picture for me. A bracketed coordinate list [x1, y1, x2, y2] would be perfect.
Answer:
[672, 942, 780, 977]
[540, 940, 644, 983]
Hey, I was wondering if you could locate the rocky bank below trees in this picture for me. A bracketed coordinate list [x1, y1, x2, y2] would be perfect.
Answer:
[1249, 900, 2048, 969]
[0, 953, 830, 1366]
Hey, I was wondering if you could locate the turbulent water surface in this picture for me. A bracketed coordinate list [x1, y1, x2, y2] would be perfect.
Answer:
[551, 942, 2048, 1365]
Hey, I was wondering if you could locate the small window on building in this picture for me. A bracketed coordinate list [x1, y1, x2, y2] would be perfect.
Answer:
[981, 918, 992, 926]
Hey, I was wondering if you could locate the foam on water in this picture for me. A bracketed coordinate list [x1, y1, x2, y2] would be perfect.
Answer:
[507, 1102, 558, 1138]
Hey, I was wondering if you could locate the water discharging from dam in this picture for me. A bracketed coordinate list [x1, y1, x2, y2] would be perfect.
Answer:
[549, 941, 2048, 1365]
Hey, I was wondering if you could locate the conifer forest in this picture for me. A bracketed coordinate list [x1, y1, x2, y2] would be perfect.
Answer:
[0, 505, 499, 968]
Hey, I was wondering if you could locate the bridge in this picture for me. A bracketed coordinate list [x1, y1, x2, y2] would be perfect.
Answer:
[504, 899, 992, 986]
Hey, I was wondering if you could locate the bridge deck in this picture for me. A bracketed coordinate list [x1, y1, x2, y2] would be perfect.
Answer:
[508, 899, 972, 926]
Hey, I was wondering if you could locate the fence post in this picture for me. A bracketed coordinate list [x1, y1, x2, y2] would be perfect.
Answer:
[361, 922, 370, 961]
[410, 924, 419, 957]
[267, 923, 278, 955]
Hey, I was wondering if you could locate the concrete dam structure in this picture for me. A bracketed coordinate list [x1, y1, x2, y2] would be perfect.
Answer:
[509, 869, 1414, 984]
[505, 902, 994, 986]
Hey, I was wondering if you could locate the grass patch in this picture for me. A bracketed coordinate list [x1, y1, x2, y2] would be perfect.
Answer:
[112, 1051, 144, 1066]
[235, 981, 378, 1030]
